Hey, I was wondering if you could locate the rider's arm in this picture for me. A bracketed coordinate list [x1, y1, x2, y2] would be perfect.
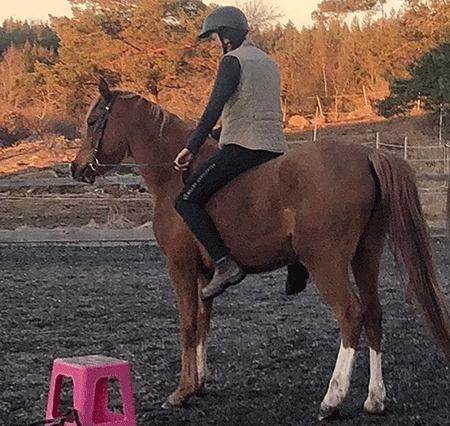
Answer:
[186, 56, 241, 155]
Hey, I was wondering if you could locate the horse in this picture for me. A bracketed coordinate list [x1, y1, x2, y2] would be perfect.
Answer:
[71, 78, 450, 420]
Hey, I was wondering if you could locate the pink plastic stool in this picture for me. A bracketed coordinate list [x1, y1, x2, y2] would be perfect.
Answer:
[46, 355, 137, 426]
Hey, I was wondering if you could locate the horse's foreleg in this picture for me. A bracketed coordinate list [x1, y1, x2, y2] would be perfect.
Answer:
[164, 263, 201, 407]
[196, 274, 213, 388]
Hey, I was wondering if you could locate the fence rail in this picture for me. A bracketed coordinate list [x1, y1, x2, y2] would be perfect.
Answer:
[375, 133, 450, 174]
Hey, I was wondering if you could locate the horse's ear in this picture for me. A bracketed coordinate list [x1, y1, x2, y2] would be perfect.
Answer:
[99, 77, 112, 102]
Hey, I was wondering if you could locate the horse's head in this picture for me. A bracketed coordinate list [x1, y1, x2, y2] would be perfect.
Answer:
[71, 77, 130, 183]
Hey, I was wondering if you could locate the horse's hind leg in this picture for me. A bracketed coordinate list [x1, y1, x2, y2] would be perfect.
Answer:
[311, 253, 363, 420]
[351, 221, 386, 414]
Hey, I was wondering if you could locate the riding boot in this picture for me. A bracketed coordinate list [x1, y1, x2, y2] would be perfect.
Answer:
[285, 262, 310, 295]
[201, 255, 246, 301]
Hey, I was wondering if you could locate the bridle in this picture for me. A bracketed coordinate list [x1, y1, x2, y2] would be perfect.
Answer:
[84, 92, 174, 176]
[86, 92, 121, 174]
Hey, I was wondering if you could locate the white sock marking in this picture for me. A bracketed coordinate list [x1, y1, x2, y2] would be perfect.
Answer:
[364, 348, 386, 413]
[321, 341, 356, 410]
[196, 342, 207, 383]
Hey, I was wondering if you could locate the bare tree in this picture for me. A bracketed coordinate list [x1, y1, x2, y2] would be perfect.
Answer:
[312, 0, 387, 22]
[235, 0, 283, 30]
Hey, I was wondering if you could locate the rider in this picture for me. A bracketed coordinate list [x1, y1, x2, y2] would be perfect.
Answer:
[174, 6, 309, 301]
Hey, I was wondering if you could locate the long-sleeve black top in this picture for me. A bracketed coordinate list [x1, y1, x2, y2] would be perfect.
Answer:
[186, 55, 241, 154]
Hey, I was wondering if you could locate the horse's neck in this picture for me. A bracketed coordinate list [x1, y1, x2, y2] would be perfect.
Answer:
[128, 99, 190, 198]
[144, 100, 191, 159]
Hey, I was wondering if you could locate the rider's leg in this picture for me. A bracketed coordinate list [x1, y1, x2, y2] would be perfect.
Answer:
[174, 144, 280, 300]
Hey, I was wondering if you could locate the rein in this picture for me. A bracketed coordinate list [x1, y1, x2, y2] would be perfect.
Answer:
[96, 162, 174, 169]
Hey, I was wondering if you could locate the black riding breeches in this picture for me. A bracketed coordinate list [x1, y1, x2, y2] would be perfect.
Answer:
[174, 144, 281, 262]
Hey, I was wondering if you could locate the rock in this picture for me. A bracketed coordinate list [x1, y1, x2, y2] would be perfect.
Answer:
[310, 115, 326, 128]
[288, 115, 309, 129]
[347, 105, 375, 120]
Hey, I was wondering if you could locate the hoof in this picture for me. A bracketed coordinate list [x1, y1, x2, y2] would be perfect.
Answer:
[318, 406, 340, 421]
[363, 399, 385, 414]
[163, 388, 197, 410]
[162, 399, 189, 410]
[194, 382, 207, 397]
[161, 399, 177, 410]
[363, 388, 385, 414]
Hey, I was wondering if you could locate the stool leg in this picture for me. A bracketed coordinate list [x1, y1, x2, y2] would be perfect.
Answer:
[73, 373, 94, 426]
[93, 378, 110, 423]
[119, 371, 136, 423]
[46, 374, 63, 419]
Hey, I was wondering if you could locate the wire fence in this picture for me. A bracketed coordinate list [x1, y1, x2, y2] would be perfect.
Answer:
[375, 133, 450, 175]
[372, 132, 448, 229]
[288, 129, 449, 229]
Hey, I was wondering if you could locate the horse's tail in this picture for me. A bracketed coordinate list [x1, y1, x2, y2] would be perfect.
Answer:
[369, 150, 450, 358]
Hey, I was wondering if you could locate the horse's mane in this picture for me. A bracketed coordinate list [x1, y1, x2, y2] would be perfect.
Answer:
[128, 90, 194, 142]
[119, 90, 218, 173]
[87, 88, 191, 141]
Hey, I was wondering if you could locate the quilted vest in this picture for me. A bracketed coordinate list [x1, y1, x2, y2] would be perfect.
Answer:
[219, 40, 287, 153]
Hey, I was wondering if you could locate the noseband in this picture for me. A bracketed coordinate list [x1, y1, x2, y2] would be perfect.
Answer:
[87, 92, 120, 173]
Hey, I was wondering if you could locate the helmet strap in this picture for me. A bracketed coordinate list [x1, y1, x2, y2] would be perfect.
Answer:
[218, 33, 232, 54]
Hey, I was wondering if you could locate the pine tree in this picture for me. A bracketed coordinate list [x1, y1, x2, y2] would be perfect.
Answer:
[378, 42, 450, 116]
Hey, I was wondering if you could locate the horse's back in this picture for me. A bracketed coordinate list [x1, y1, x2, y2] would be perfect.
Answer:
[208, 140, 377, 269]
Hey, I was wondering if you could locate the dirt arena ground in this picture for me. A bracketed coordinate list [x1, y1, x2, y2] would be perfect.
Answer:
[1, 240, 450, 426]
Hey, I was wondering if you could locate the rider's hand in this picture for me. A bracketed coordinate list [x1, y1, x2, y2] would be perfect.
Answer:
[174, 148, 194, 172]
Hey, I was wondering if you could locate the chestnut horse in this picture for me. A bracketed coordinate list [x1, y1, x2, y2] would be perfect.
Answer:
[72, 79, 450, 420]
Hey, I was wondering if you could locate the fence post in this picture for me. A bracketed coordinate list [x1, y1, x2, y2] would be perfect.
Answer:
[313, 106, 318, 141]
[404, 136, 408, 160]
[445, 142, 449, 175]
[282, 96, 287, 123]
[375, 132, 379, 150]
[363, 85, 368, 106]
[316, 96, 324, 118]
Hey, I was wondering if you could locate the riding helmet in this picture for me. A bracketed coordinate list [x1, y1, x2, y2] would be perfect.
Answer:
[198, 6, 249, 39]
